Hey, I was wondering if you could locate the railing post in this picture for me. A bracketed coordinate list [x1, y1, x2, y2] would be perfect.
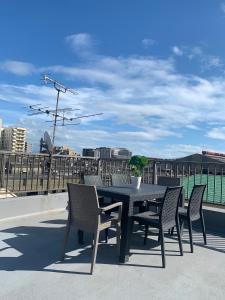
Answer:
[152, 160, 157, 184]
[0, 153, 6, 189]
[97, 158, 101, 176]
[46, 154, 52, 194]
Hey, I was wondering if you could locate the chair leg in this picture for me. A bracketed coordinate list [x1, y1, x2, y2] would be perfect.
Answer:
[180, 219, 184, 237]
[144, 225, 149, 245]
[176, 219, 183, 256]
[61, 221, 70, 260]
[116, 223, 121, 254]
[159, 227, 166, 268]
[90, 230, 100, 275]
[200, 213, 207, 245]
[158, 229, 161, 244]
[171, 227, 175, 236]
[105, 228, 109, 243]
[188, 219, 194, 253]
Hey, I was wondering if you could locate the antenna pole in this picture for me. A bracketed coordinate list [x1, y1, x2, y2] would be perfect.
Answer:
[42, 75, 78, 151]
[52, 89, 60, 145]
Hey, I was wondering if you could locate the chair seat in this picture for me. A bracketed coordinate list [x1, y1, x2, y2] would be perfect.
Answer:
[134, 200, 147, 207]
[178, 207, 188, 217]
[100, 213, 118, 229]
[132, 211, 160, 227]
[147, 198, 163, 206]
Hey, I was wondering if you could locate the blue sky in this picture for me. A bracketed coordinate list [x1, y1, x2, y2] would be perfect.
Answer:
[1, 0, 225, 157]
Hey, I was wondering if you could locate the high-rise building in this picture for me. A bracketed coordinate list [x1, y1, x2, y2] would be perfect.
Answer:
[1, 127, 27, 152]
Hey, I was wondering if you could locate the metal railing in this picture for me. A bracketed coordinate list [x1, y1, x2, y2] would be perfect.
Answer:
[1, 153, 225, 206]
[154, 160, 225, 205]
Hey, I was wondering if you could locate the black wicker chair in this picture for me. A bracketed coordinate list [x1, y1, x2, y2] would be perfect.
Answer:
[111, 174, 130, 186]
[111, 173, 147, 214]
[131, 186, 183, 268]
[177, 184, 207, 253]
[147, 176, 184, 210]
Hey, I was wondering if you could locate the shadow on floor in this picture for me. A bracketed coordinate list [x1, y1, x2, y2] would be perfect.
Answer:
[0, 219, 224, 275]
[0, 223, 120, 275]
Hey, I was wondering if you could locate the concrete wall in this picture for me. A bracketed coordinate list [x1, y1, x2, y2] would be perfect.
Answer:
[202, 206, 225, 234]
[0, 193, 224, 234]
[0, 192, 68, 222]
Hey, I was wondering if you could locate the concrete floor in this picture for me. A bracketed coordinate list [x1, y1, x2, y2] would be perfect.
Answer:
[0, 211, 224, 300]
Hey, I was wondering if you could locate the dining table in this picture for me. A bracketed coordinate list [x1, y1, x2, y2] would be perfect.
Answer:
[97, 183, 167, 263]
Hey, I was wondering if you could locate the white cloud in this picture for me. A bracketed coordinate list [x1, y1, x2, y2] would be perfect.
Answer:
[161, 144, 203, 158]
[207, 127, 225, 140]
[187, 46, 223, 70]
[0, 60, 35, 76]
[221, 2, 225, 13]
[202, 56, 223, 69]
[65, 33, 94, 55]
[2, 34, 225, 156]
[142, 38, 155, 49]
[188, 46, 203, 60]
[172, 46, 183, 56]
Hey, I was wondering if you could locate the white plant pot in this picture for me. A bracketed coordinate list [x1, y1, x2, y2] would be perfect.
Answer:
[131, 176, 142, 189]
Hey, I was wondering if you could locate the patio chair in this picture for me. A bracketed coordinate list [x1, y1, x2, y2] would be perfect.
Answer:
[84, 175, 105, 206]
[112, 173, 147, 214]
[84, 175, 110, 242]
[61, 183, 122, 274]
[176, 184, 207, 253]
[111, 174, 130, 186]
[147, 176, 184, 210]
[84, 175, 103, 186]
[131, 186, 183, 268]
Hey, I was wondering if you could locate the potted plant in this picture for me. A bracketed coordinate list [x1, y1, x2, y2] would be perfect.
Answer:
[129, 155, 149, 189]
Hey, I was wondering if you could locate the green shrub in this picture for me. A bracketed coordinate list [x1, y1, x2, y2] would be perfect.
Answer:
[129, 155, 149, 177]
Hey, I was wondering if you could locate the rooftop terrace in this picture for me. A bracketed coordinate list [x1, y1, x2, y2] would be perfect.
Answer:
[0, 206, 224, 300]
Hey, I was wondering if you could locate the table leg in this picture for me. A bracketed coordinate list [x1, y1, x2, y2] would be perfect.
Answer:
[78, 230, 84, 244]
[119, 200, 133, 263]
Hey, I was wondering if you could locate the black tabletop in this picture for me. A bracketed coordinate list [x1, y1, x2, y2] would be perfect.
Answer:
[97, 183, 167, 201]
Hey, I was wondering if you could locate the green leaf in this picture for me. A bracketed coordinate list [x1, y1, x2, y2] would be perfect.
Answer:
[129, 155, 149, 176]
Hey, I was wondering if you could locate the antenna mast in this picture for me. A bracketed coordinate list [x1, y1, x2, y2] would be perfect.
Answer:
[42, 75, 78, 146]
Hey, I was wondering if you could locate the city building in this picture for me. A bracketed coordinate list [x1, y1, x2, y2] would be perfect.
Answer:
[1, 127, 26, 152]
[82, 148, 100, 158]
[25, 142, 33, 154]
[96, 147, 112, 159]
[111, 147, 132, 159]
[82, 147, 132, 159]
[54, 145, 80, 156]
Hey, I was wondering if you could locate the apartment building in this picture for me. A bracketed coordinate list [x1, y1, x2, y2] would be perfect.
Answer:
[1, 127, 27, 152]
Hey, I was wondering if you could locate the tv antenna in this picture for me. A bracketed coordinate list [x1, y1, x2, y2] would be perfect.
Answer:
[26, 75, 103, 150]
[41, 75, 78, 145]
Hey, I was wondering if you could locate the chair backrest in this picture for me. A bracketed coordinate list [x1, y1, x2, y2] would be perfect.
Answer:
[157, 176, 184, 207]
[160, 186, 182, 230]
[67, 183, 100, 232]
[111, 174, 130, 186]
[157, 176, 181, 186]
[188, 184, 206, 221]
[84, 175, 103, 186]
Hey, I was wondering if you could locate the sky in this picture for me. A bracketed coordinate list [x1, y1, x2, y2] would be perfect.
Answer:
[1, 0, 225, 158]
